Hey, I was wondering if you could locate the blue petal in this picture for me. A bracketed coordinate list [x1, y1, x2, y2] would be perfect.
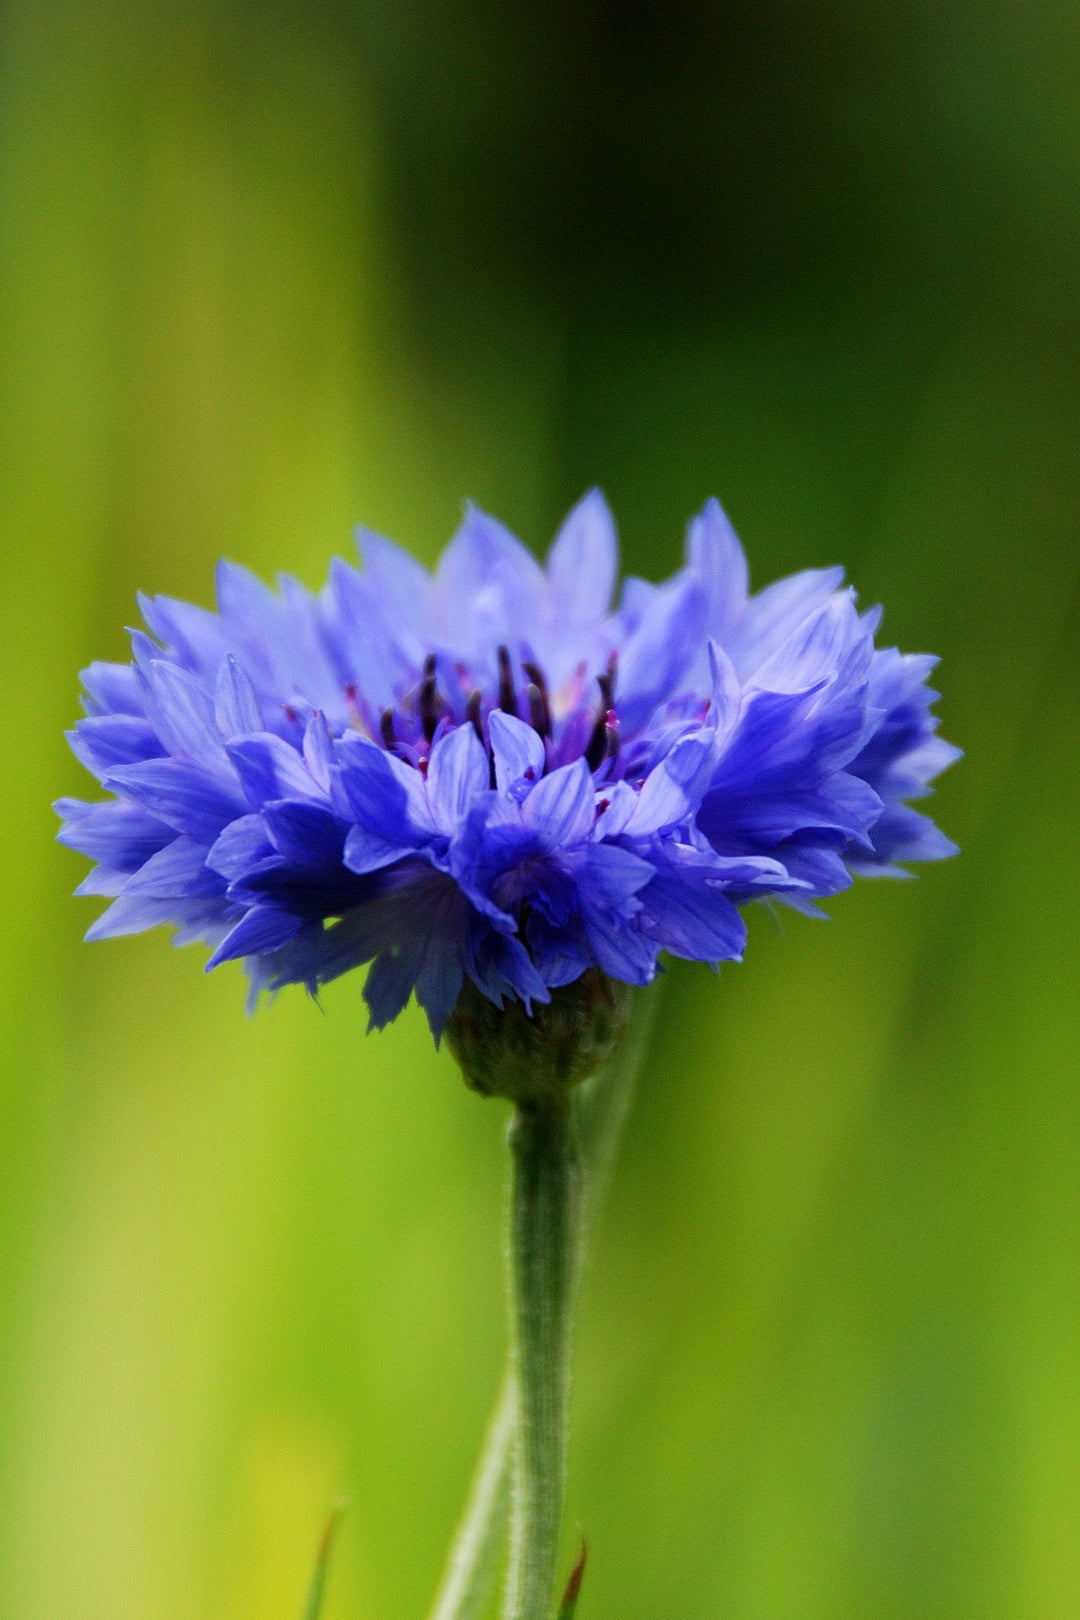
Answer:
[121, 836, 222, 898]
[205, 814, 274, 881]
[128, 629, 164, 672]
[263, 799, 348, 871]
[616, 569, 707, 731]
[686, 498, 748, 643]
[851, 804, 961, 869]
[79, 660, 144, 717]
[257, 864, 462, 1022]
[704, 683, 873, 801]
[171, 904, 237, 949]
[357, 527, 430, 634]
[206, 906, 306, 968]
[266, 910, 374, 990]
[302, 712, 335, 792]
[360, 869, 471, 1037]
[582, 909, 659, 984]
[343, 822, 421, 875]
[67, 714, 164, 775]
[55, 796, 175, 870]
[214, 655, 263, 737]
[593, 780, 637, 839]
[700, 770, 884, 850]
[692, 849, 804, 901]
[636, 868, 747, 962]
[74, 865, 131, 897]
[525, 914, 591, 989]
[104, 759, 248, 843]
[857, 728, 956, 799]
[749, 590, 865, 695]
[215, 558, 277, 628]
[86, 892, 230, 943]
[85, 893, 177, 940]
[445, 805, 528, 929]
[488, 710, 545, 793]
[226, 733, 321, 809]
[415, 935, 469, 1038]
[433, 505, 545, 656]
[137, 659, 227, 767]
[521, 758, 594, 849]
[467, 925, 551, 1015]
[522, 863, 578, 927]
[139, 591, 226, 673]
[624, 730, 719, 835]
[575, 841, 654, 915]
[224, 852, 371, 915]
[427, 723, 490, 828]
[771, 845, 852, 906]
[326, 557, 409, 710]
[364, 936, 427, 1029]
[335, 733, 435, 841]
[362, 890, 467, 1039]
[729, 565, 845, 678]
[545, 489, 618, 629]
[706, 640, 743, 739]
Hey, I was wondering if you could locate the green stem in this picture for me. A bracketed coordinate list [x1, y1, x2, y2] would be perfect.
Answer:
[503, 1098, 581, 1620]
[427, 982, 663, 1620]
[428, 1372, 517, 1620]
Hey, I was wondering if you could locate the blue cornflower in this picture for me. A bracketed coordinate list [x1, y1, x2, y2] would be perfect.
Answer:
[56, 494, 959, 1038]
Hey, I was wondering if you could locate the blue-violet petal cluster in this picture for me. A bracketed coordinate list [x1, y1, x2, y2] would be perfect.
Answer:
[57, 495, 959, 1036]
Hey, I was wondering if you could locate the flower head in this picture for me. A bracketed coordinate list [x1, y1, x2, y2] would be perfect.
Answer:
[56, 494, 959, 1038]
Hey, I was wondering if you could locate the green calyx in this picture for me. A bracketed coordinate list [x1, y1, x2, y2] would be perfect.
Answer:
[445, 970, 634, 1104]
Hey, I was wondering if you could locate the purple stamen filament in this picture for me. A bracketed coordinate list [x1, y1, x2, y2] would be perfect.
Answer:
[369, 647, 624, 786]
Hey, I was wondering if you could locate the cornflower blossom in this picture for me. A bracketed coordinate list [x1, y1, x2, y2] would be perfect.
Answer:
[56, 494, 958, 1037]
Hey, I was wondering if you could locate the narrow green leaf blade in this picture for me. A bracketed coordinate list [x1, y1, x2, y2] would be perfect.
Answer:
[301, 1502, 345, 1620]
[557, 1543, 587, 1619]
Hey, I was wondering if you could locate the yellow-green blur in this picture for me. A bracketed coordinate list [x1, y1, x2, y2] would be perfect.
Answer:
[1, 3, 1078, 1616]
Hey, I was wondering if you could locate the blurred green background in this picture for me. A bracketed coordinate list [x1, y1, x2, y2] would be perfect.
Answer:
[2, 1, 1079, 1615]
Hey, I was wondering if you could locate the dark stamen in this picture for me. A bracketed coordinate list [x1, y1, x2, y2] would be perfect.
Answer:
[380, 708, 398, 749]
[497, 645, 517, 716]
[585, 662, 619, 771]
[526, 682, 549, 737]
[466, 688, 484, 741]
[522, 661, 551, 736]
[419, 654, 440, 743]
[585, 711, 609, 771]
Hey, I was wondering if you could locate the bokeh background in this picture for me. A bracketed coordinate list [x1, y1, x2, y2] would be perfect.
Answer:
[2, 1, 1079, 1616]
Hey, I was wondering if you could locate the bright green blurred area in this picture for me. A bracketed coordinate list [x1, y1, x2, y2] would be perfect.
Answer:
[1, 2, 1079, 1616]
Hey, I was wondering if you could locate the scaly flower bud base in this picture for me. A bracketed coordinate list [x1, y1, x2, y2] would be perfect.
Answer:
[445, 970, 634, 1104]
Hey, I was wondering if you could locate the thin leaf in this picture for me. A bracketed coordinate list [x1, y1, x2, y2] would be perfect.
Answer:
[427, 1373, 516, 1620]
[302, 1501, 346, 1620]
[557, 1543, 587, 1619]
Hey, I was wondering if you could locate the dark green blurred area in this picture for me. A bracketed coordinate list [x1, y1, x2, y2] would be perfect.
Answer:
[1, 1, 1079, 1614]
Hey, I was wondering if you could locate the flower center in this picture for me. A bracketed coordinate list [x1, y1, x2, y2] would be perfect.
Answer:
[366, 646, 621, 780]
